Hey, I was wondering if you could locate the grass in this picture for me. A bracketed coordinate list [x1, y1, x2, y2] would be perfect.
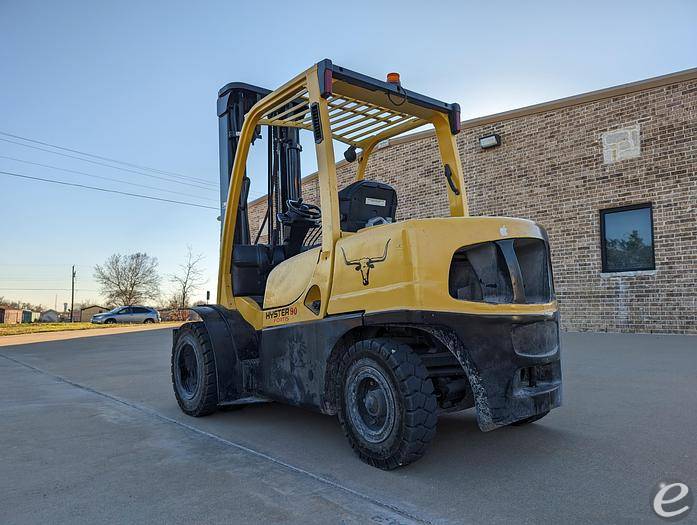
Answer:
[0, 322, 117, 336]
[0, 322, 180, 337]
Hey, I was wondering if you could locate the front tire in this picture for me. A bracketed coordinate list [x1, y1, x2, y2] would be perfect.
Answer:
[171, 322, 218, 416]
[104, 318, 116, 324]
[337, 338, 437, 470]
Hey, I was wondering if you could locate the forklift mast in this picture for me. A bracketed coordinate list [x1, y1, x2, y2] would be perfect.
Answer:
[217, 82, 302, 245]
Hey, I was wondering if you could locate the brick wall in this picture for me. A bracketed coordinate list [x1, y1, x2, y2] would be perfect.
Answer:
[248, 73, 697, 334]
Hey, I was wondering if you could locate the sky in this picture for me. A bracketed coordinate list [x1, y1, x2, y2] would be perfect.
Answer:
[1, 0, 695, 309]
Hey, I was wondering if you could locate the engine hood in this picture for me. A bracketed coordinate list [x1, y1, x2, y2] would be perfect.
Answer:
[327, 216, 557, 317]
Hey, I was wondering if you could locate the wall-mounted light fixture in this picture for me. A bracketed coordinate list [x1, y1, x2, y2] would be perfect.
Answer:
[479, 133, 501, 149]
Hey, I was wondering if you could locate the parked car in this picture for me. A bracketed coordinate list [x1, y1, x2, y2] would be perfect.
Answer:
[91, 306, 160, 324]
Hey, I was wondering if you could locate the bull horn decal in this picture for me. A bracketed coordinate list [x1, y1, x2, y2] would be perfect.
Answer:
[341, 239, 391, 286]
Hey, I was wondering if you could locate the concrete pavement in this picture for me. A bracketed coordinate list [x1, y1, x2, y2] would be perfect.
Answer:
[0, 322, 181, 347]
[0, 327, 695, 524]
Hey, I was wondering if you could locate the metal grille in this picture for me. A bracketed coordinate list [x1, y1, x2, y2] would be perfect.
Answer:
[257, 90, 425, 147]
[448, 239, 552, 305]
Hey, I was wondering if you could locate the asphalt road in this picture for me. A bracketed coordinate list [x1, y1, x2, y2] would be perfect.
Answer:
[0, 328, 695, 524]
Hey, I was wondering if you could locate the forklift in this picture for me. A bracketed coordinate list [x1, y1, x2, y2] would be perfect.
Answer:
[171, 59, 562, 469]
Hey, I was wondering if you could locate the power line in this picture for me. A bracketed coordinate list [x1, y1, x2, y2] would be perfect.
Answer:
[2, 277, 89, 283]
[0, 133, 266, 199]
[0, 155, 217, 204]
[0, 137, 219, 192]
[0, 288, 98, 291]
[0, 263, 96, 267]
[0, 155, 218, 204]
[0, 170, 219, 211]
[0, 130, 213, 185]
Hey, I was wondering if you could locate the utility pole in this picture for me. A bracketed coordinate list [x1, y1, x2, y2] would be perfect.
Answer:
[70, 265, 76, 323]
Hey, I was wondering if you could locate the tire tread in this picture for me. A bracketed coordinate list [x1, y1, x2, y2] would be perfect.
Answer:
[171, 322, 218, 417]
[337, 337, 437, 470]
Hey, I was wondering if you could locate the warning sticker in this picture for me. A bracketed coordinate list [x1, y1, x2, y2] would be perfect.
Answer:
[365, 197, 386, 207]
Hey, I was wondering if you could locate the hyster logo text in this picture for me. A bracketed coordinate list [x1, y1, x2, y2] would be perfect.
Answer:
[265, 306, 298, 324]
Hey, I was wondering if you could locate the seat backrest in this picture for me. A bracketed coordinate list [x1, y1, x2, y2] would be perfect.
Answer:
[231, 244, 284, 298]
[338, 180, 397, 232]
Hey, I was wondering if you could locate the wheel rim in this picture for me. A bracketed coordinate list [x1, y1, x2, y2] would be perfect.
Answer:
[176, 343, 199, 400]
[346, 362, 396, 444]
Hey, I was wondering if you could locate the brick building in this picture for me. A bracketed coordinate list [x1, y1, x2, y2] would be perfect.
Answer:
[248, 68, 697, 334]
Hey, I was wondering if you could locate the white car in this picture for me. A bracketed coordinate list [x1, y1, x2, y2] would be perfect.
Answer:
[91, 306, 160, 324]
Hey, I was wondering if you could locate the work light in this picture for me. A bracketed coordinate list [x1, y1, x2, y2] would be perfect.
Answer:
[479, 134, 501, 149]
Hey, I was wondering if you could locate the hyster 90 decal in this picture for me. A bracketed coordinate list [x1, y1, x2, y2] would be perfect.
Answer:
[265, 306, 298, 324]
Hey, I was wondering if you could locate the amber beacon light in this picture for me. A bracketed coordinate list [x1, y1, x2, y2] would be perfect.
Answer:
[386, 72, 401, 85]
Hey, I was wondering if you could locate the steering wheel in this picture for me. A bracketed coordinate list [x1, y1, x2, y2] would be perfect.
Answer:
[287, 199, 321, 220]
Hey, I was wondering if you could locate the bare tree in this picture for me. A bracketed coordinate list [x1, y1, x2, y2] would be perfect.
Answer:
[94, 253, 161, 306]
[170, 246, 206, 309]
[0, 298, 44, 310]
[19, 300, 44, 311]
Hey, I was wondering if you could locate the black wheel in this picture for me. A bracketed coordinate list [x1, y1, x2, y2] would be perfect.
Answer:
[143, 318, 154, 324]
[337, 338, 437, 470]
[104, 318, 116, 324]
[171, 322, 218, 417]
[510, 410, 549, 426]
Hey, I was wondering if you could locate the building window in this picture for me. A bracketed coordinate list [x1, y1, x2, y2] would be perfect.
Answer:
[600, 203, 655, 272]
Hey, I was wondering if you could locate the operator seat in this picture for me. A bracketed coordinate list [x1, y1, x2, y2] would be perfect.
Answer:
[338, 180, 397, 232]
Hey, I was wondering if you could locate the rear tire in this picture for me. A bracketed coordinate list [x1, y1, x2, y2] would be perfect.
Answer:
[143, 318, 154, 324]
[171, 322, 218, 417]
[337, 338, 437, 470]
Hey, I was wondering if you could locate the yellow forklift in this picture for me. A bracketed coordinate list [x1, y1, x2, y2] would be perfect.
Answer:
[171, 60, 562, 469]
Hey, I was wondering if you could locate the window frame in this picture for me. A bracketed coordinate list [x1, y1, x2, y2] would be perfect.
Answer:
[599, 202, 656, 273]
